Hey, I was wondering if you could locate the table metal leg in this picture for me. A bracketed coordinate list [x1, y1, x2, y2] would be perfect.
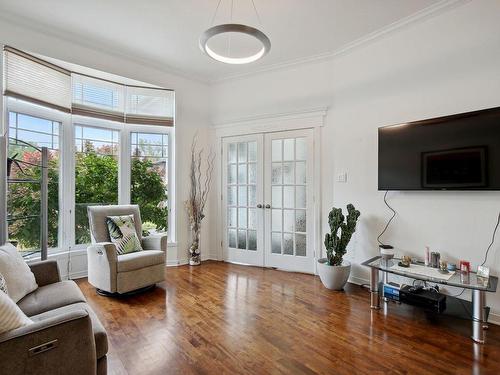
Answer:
[472, 289, 486, 344]
[370, 267, 380, 310]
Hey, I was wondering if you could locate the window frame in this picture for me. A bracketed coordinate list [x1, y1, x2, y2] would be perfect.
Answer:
[5, 98, 175, 256]
[6, 98, 70, 256]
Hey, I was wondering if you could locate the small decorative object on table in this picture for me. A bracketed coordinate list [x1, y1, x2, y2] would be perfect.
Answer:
[379, 244, 394, 260]
[317, 204, 361, 290]
[185, 135, 215, 266]
[477, 265, 490, 279]
[460, 260, 471, 273]
[430, 251, 440, 268]
[447, 263, 456, 272]
[398, 255, 412, 268]
[439, 260, 449, 274]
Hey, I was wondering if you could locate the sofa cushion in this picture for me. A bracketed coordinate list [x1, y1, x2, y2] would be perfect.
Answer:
[17, 280, 86, 317]
[0, 244, 38, 302]
[31, 302, 108, 359]
[117, 250, 164, 272]
[0, 290, 33, 334]
[0, 273, 8, 294]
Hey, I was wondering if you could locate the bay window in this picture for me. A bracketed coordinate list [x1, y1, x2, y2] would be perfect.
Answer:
[74, 124, 120, 244]
[130, 132, 169, 235]
[2, 46, 175, 257]
[7, 110, 61, 255]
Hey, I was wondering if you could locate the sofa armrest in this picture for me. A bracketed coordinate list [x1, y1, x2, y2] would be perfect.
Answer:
[29, 260, 61, 287]
[0, 309, 97, 375]
[141, 233, 168, 252]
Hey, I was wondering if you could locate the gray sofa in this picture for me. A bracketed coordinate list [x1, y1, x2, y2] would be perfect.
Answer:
[87, 205, 167, 294]
[0, 260, 108, 375]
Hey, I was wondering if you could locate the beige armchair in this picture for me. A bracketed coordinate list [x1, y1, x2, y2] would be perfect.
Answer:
[87, 205, 167, 295]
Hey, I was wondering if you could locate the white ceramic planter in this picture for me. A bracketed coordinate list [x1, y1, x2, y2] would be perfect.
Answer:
[317, 258, 351, 290]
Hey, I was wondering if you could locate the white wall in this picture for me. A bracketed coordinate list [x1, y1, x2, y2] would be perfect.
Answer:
[0, 17, 215, 272]
[211, 0, 500, 319]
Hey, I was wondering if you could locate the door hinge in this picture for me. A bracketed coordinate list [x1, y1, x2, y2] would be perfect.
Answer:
[220, 240, 223, 248]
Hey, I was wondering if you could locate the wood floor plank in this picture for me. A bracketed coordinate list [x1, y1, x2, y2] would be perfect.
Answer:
[76, 261, 500, 375]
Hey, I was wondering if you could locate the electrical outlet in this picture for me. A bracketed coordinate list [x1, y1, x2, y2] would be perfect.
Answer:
[337, 172, 347, 183]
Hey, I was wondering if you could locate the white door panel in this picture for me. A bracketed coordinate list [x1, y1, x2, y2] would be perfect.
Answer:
[222, 135, 264, 266]
[221, 129, 315, 273]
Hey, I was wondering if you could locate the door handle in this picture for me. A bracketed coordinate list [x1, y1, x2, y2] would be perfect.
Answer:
[265, 204, 271, 209]
[257, 204, 263, 208]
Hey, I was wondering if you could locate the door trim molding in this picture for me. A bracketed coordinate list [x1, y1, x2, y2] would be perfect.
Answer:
[215, 110, 325, 273]
[213, 108, 327, 138]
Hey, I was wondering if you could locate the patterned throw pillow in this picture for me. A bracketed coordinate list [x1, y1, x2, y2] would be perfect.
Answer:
[0, 290, 33, 334]
[0, 273, 8, 295]
[106, 215, 143, 255]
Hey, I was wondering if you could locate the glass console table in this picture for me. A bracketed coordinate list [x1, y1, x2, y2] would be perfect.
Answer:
[362, 256, 498, 344]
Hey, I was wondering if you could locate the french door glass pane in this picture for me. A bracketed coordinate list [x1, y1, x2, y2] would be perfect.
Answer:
[226, 140, 258, 252]
[270, 137, 308, 256]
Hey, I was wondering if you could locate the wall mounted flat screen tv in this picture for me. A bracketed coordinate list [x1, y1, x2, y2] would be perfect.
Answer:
[378, 106, 500, 190]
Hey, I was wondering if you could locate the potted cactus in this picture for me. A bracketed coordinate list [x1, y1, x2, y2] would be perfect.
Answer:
[318, 204, 361, 290]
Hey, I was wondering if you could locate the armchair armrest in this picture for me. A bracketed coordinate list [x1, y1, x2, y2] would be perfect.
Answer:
[142, 233, 168, 252]
[87, 242, 118, 293]
[0, 308, 96, 375]
[87, 242, 118, 264]
[29, 260, 61, 287]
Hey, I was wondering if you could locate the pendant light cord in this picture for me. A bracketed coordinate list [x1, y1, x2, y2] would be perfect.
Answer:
[251, 0, 262, 25]
[210, 0, 223, 26]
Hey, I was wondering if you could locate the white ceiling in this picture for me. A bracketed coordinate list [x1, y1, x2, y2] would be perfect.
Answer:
[0, 0, 443, 83]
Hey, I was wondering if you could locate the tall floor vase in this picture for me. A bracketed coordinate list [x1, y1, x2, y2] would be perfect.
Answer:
[189, 223, 201, 266]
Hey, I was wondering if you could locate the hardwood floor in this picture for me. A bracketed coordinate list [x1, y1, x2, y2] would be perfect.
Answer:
[76, 261, 500, 375]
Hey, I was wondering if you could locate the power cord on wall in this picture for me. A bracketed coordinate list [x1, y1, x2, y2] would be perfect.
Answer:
[377, 190, 397, 246]
[481, 211, 500, 266]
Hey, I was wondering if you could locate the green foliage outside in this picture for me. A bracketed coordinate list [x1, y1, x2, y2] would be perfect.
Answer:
[8, 147, 168, 250]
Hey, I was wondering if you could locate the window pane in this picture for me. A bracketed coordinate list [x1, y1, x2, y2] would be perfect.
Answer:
[295, 234, 307, 256]
[248, 230, 257, 251]
[272, 139, 282, 161]
[130, 132, 169, 238]
[238, 230, 246, 249]
[75, 125, 120, 244]
[271, 232, 281, 254]
[238, 186, 247, 206]
[283, 233, 293, 255]
[283, 139, 294, 161]
[7, 112, 60, 254]
[238, 142, 247, 162]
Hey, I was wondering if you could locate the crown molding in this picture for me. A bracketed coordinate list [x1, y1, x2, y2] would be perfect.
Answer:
[0, 11, 211, 86]
[0, 0, 471, 86]
[211, 0, 471, 84]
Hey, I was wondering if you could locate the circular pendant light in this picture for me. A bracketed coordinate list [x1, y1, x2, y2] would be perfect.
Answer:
[199, 0, 271, 65]
[199, 23, 271, 64]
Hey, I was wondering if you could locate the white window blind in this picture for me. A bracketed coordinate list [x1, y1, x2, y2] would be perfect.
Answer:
[3, 46, 175, 126]
[125, 86, 174, 126]
[3, 46, 71, 112]
[72, 74, 125, 122]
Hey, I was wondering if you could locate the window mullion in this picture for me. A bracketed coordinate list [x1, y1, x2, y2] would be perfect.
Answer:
[119, 126, 131, 205]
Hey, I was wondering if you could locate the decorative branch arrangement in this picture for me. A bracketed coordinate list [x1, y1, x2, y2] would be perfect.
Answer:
[185, 134, 215, 265]
[324, 204, 361, 266]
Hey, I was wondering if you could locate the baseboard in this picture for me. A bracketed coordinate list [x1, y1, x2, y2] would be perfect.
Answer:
[348, 275, 499, 326]
[488, 312, 500, 326]
[167, 258, 189, 266]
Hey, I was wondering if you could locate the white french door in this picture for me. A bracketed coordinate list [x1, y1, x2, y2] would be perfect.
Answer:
[222, 129, 315, 273]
